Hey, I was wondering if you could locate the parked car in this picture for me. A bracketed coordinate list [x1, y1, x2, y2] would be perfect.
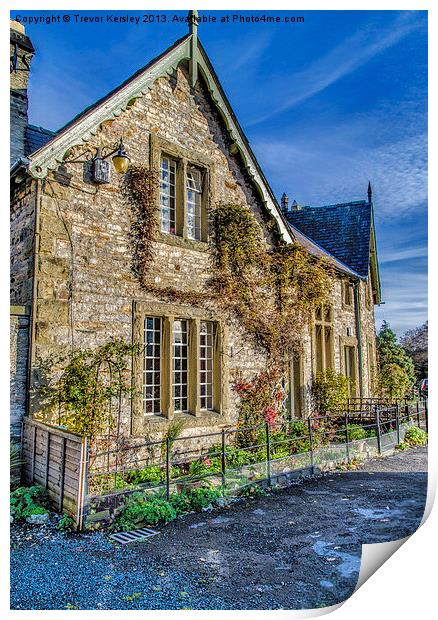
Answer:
[419, 378, 428, 396]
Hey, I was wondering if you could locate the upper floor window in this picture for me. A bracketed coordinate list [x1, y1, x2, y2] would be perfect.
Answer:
[159, 154, 207, 242]
[160, 156, 177, 235]
[343, 281, 353, 306]
[186, 167, 203, 241]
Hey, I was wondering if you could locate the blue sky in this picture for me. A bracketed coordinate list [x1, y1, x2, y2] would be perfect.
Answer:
[11, 9, 427, 336]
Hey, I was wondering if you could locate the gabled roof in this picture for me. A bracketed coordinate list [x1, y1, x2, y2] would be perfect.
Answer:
[286, 199, 381, 302]
[25, 124, 56, 156]
[286, 201, 371, 277]
[13, 24, 368, 280]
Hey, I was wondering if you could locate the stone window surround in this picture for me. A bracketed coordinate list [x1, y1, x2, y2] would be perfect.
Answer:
[341, 279, 354, 309]
[131, 299, 228, 435]
[150, 133, 214, 251]
[339, 334, 360, 398]
[367, 338, 376, 395]
[311, 304, 334, 374]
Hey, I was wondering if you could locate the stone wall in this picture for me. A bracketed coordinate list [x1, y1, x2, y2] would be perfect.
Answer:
[29, 65, 272, 436]
[10, 307, 30, 443]
[10, 177, 36, 306]
[13, 62, 378, 440]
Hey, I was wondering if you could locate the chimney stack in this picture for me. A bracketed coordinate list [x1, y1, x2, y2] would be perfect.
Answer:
[281, 192, 289, 214]
[291, 199, 302, 211]
[10, 20, 35, 165]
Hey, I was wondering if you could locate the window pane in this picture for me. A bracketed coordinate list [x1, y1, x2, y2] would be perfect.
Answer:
[200, 321, 214, 410]
[173, 319, 189, 413]
[160, 157, 177, 235]
[186, 166, 202, 241]
[143, 317, 161, 415]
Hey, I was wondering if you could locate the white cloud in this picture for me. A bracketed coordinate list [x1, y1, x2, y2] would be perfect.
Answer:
[247, 12, 424, 126]
[253, 129, 427, 221]
[380, 246, 428, 264]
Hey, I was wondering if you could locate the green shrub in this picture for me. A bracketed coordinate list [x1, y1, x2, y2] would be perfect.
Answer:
[311, 369, 351, 414]
[168, 492, 193, 515]
[184, 487, 223, 511]
[404, 426, 427, 446]
[239, 483, 268, 499]
[187, 458, 220, 478]
[57, 513, 76, 532]
[115, 493, 177, 531]
[207, 444, 255, 468]
[125, 466, 164, 485]
[10, 485, 50, 521]
[27, 505, 49, 516]
[346, 424, 367, 441]
[395, 442, 409, 451]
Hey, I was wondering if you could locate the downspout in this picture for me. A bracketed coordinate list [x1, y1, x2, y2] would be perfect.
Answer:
[353, 281, 364, 398]
[26, 176, 42, 414]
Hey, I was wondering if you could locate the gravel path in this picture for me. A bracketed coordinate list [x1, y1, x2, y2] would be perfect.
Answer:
[10, 446, 427, 610]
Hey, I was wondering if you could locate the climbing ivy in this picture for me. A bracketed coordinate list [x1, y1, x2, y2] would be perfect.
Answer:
[123, 168, 333, 433]
[39, 341, 139, 442]
[210, 203, 333, 430]
[121, 165, 159, 287]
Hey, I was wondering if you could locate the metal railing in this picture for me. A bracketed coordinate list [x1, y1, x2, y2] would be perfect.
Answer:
[86, 398, 428, 504]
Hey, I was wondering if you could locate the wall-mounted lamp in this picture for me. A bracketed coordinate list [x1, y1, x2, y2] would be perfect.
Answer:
[92, 138, 130, 183]
[62, 137, 131, 185]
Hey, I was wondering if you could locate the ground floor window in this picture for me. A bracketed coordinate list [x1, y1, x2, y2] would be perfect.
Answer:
[344, 345, 357, 396]
[144, 317, 162, 414]
[137, 309, 222, 419]
[313, 305, 334, 373]
[200, 321, 215, 410]
[172, 319, 189, 413]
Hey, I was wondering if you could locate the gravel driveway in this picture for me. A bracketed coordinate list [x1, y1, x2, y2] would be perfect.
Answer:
[10, 446, 427, 610]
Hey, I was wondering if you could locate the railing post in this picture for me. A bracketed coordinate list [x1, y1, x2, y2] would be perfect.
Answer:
[396, 403, 401, 445]
[265, 422, 271, 487]
[424, 397, 428, 434]
[344, 413, 350, 463]
[376, 406, 382, 454]
[416, 399, 421, 428]
[307, 417, 315, 474]
[221, 429, 226, 487]
[165, 437, 170, 501]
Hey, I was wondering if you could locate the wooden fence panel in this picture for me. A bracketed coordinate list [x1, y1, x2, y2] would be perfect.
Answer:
[21, 418, 87, 525]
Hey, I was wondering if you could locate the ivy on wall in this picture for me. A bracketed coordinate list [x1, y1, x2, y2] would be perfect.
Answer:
[123, 170, 333, 431]
[210, 203, 333, 431]
[121, 165, 159, 288]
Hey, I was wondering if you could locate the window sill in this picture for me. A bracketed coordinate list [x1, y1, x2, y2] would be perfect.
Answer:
[140, 410, 226, 433]
[156, 231, 210, 253]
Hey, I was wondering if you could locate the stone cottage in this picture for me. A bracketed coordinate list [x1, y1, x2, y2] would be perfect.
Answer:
[10, 14, 381, 443]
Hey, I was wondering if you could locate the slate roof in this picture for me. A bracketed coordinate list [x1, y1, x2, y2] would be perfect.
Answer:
[25, 124, 56, 156]
[15, 30, 377, 284]
[286, 200, 372, 279]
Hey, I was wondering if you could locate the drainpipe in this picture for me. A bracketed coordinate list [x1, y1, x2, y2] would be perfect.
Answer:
[353, 282, 364, 398]
[26, 176, 42, 414]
